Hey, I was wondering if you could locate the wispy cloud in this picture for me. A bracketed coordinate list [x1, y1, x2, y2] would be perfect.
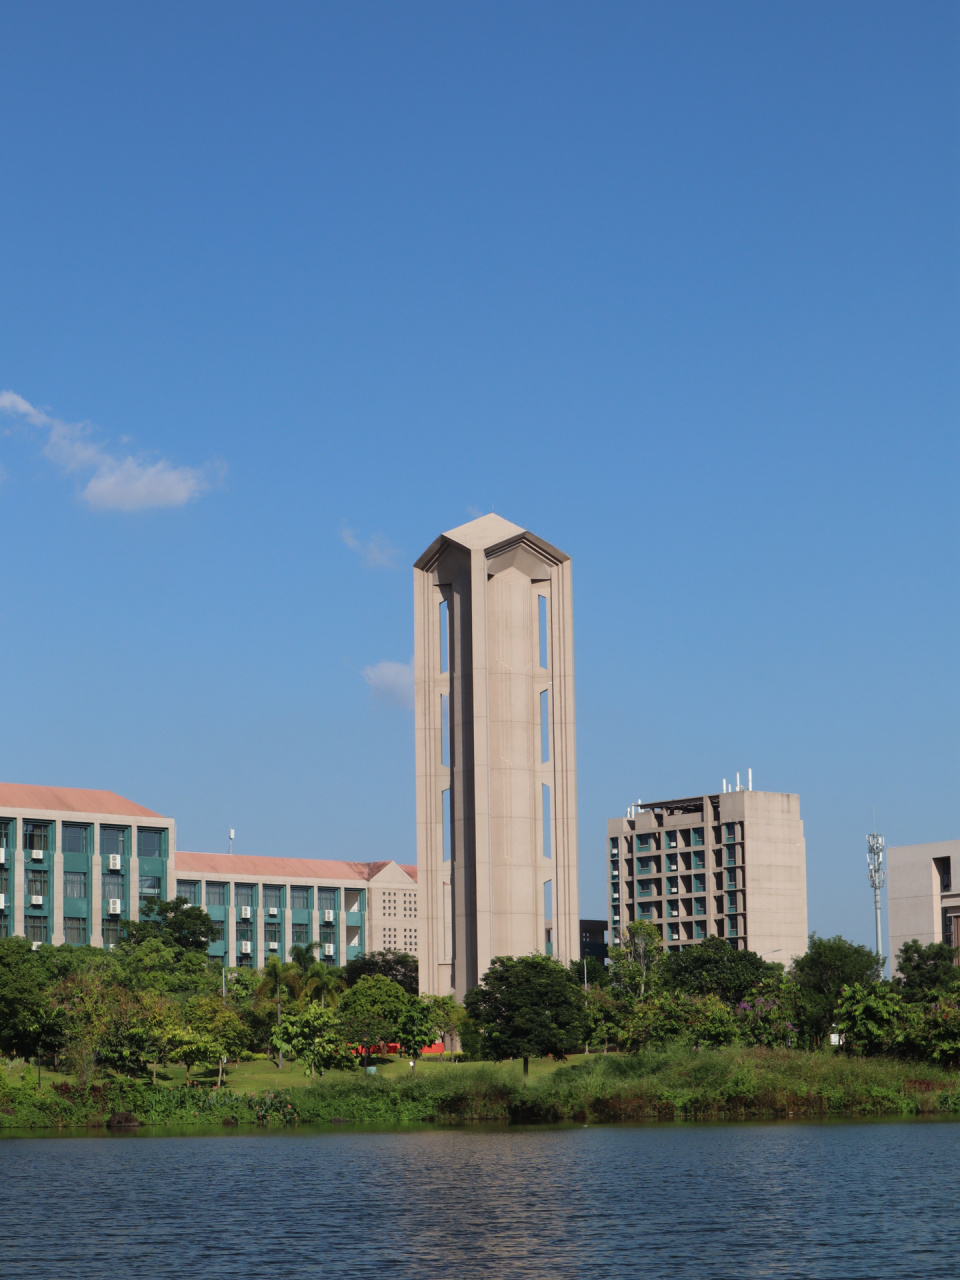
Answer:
[0, 390, 223, 512]
[340, 523, 401, 568]
[363, 659, 414, 710]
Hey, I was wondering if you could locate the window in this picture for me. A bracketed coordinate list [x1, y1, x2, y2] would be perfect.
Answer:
[102, 921, 120, 948]
[725, 846, 737, 866]
[542, 784, 552, 859]
[668, 922, 680, 941]
[139, 875, 161, 898]
[637, 857, 652, 874]
[539, 689, 550, 764]
[138, 829, 165, 858]
[637, 902, 653, 918]
[26, 918, 48, 943]
[24, 821, 50, 852]
[383, 891, 398, 918]
[206, 882, 227, 907]
[726, 892, 738, 912]
[176, 880, 200, 906]
[666, 853, 678, 872]
[538, 594, 548, 668]
[0, 819, 13, 851]
[666, 831, 678, 849]
[27, 869, 49, 897]
[692, 827, 704, 847]
[100, 827, 126, 858]
[290, 886, 310, 910]
[402, 926, 417, 952]
[693, 921, 706, 939]
[667, 877, 679, 896]
[264, 923, 281, 946]
[694, 898, 706, 916]
[441, 693, 450, 767]
[726, 869, 737, 889]
[692, 851, 705, 870]
[64, 917, 86, 945]
[439, 598, 449, 674]
[637, 880, 655, 898]
[543, 878, 553, 923]
[318, 888, 338, 913]
[693, 874, 706, 893]
[724, 823, 736, 842]
[64, 871, 87, 898]
[62, 824, 89, 854]
[636, 834, 651, 852]
[235, 921, 253, 942]
[727, 917, 739, 937]
[292, 923, 309, 945]
[102, 872, 123, 899]
[610, 837, 619, 856]
[234, 884, 256, 909]
[403, 891, 417, 919]
[263, 885, 283, 910]
[442, 788, 451, 862]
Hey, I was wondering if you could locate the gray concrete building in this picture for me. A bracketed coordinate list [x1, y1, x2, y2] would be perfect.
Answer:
[608, 787, 808, 963]
[887, 839, 960, 962]
[414, 513, 579, 999]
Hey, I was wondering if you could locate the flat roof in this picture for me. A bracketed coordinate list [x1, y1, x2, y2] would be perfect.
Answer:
[0, 783, 164, 818]
[176, 851, 417, 883]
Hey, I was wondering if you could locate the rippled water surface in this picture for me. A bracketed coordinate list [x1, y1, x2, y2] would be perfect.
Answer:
[2, 1120, 957, 1278]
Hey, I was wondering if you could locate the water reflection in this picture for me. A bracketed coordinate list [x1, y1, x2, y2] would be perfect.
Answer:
[0, 1121, 956, 1278]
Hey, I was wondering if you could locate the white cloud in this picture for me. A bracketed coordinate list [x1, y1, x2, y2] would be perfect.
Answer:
[340, 524, 401, 568]
[0, 389, 222, 512]
[363, 659, 414, 710]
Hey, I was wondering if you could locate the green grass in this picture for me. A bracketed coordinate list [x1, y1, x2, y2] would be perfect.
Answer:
[2, 1048, 959, 1131]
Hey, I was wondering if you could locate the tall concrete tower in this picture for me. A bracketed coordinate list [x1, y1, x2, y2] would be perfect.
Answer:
[414, 513, 579, 1000]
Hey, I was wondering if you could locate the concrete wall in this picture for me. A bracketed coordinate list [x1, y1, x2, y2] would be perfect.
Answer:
[887, 838, 960, 962]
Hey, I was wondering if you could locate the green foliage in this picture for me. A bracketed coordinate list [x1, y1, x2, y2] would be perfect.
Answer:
[120, 898, 222, 952]
[338, 974, 410, 1059]
[902, 1000, 960, 1068]
[607, 920, 663, 998]
[271, 1004, 355, 1076]
[790, 934, 885, 1045]
[397, 997, 441, 1064]
[893, 939, 960, 1002]
[344, 950, 419, 995]
[0, 938, 67, 1059]
[570, 955, 610, 988]
[834, 982, 906, 1056]
[734, 976, 800, 1048]
[659, 936, 779, 1005]
[584, 985, 623, 1051]
[620, 990, 738, 1051]
[464, 955, 590, 1068]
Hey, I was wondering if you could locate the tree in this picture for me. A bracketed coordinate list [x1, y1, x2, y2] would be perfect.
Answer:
[619, 989, 738, 1051]
[271, 1005, 354, 1077]
[397, 997, 440, 1070]
[607, 920, 664, 998]
[659, 936, 779, 1005]
[570, 955, 610, 988]
[735, 975, 800, 1048]
[337, 974, 410, 1065]
[307, 964, 347, 1010]
[345, 950, 419, 995]
[0, 938, 66, 1060]
[893, 939, 960, 1003]
[289, 941, 320, 976]
[423, 993, 463, 1057]
[256, 957, 300, 1068]
[834, 982, 906, 1057]
[789, 934, 884, 1046]
[166, 1027, 217, 1082]
[120, 898, 222, 952]
[463, 955, 590, 1075]
[187, 996, 249, 1085]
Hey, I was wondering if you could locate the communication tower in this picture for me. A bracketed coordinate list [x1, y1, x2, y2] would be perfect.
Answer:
[866, 832, 885, 958]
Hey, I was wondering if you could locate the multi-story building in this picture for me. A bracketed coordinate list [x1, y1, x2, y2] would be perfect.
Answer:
[887, 839, 960, 960]
[607, 787, 807, 962]
[414, 513, 580, 1000]
[0, 783, 418, 966]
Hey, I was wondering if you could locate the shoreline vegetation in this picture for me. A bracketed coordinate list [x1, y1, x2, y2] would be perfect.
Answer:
[2, 1048, 959, 1133]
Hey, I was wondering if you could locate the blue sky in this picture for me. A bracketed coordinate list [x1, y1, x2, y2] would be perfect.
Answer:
[1, 2, 956, 955]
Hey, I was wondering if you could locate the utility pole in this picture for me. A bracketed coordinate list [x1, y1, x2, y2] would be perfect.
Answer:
[866, 832, 885, 960]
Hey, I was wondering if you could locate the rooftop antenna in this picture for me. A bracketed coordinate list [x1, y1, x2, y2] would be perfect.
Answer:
[736, 772, 741, 791]
[866, 831, 885, 958]
[228, 828, 235, 855]
[748, 768, 752, 791]
[722, 778, 727, 793]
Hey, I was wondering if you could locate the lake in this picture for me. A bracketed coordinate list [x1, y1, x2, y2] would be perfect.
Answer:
[1, 1119, 956, 1278]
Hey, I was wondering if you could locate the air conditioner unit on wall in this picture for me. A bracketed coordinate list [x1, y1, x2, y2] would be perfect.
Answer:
[268, 940, 278, 951]
[240, 940, 252, 955]
[323, 909, 334, 923]
[323, 943, 334, 957]
[31, 849, 44, 861]
[240, 905, 251, 920]
[108, 898, 122, 916]
[30, 895, 43, 907]
[0, 893, 5, 910]
[31, 941, 41, 951]
[268, 906, 278, 916]
[108, 854, 122, 871]
[0, 849, 6, 864]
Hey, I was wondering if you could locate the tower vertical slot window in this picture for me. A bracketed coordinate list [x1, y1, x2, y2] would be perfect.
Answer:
[542, 783, 552, 859]
[538, 595, 548, 668]
[442, 788, 451, 862]
[441, 694, 450, 767]
[543, 878, 553, 922]
[439, 598, 449, 674]
[539, 689, 550, 763]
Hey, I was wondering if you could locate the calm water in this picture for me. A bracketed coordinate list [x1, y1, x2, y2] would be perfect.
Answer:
[1, 1120, 956, 1278]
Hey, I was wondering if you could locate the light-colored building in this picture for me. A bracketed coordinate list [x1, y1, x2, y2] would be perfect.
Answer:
[0, 782, 418, 964]
[887, 839, 959, 962]
[607, 787, 807, 963]
[414, 513, 580, 999]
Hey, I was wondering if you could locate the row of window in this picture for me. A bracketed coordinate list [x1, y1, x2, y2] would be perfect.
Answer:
[0, 820, 167, 857]
[613, 824, 742, 857]
[174, 883, 344, 911]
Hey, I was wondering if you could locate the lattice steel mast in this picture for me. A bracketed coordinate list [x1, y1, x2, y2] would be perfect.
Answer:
[866, 832, 885, 958]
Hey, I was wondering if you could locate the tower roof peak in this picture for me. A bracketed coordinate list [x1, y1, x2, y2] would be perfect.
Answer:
[442, 512, 525, 550]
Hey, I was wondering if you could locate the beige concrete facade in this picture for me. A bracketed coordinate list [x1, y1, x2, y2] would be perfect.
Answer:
[608, 788, 807, 964]
[887, 839, 960, 963]
[414, 514, 579, 999]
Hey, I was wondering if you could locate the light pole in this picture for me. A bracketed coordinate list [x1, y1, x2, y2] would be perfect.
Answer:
[866, 832, 885, 959]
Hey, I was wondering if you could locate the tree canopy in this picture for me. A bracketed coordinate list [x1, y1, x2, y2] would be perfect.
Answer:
[344, 950, 419, 995]
[789, 933, 884, 1044]
[659, 936, 780, 1005]
[338, 974, 410, 1061]
[464, 954, 589, 1073]
[893, 939, 960, 1002]
[120, 898, 222, 952]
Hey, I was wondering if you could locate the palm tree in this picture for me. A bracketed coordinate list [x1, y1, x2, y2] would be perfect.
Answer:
[289, 940, 320, 976]
[307, 963, 347, 1010]
[255, 957, 299, 1069]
